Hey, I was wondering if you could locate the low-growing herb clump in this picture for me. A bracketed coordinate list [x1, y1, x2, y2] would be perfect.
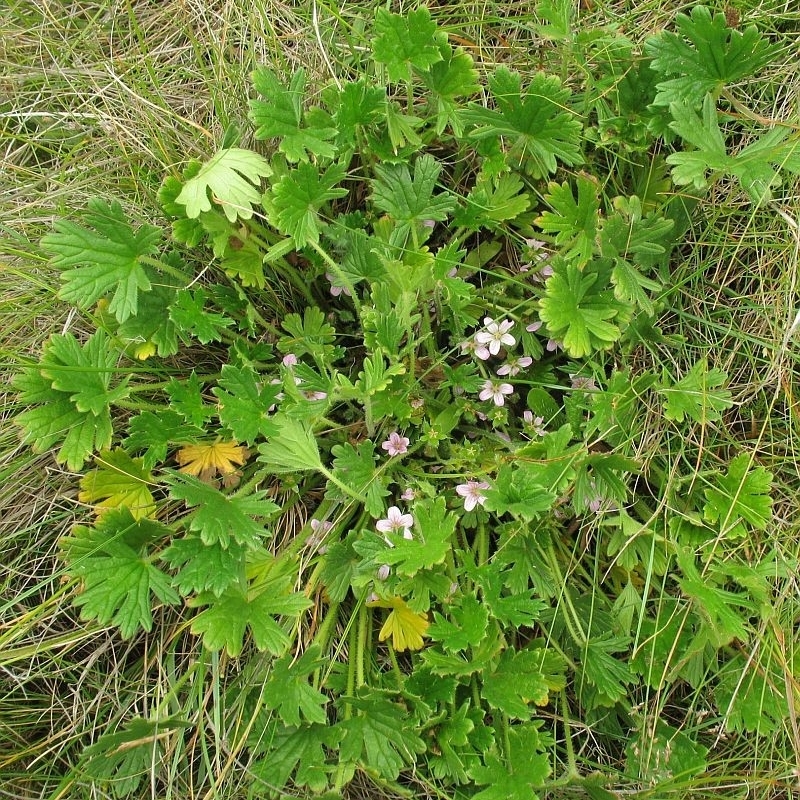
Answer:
[11, 5, 800, 797]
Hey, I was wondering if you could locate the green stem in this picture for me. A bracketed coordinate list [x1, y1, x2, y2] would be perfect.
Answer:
[474, 518, 489, 567]
[333, 614, 360, 792]
[544, 540, 586, 647]
[140, 255, 191, 283]
[319, 465, 369, 504]
[560, 689, 579, 779]
[246, 228, 316, 305]
[386, 642, 404, 691]
[356, 600, 368, 689]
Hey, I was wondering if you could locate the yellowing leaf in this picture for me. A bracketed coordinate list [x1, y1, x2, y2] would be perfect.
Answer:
[373, 596, 429, 651]
[133, 341, 157, 360]
[175, 441, 249, 484]
[79, 449, 156, 520]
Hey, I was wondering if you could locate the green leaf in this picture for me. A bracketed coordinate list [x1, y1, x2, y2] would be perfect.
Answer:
[467, 559, 547, 628]
[13, 330, 127, 470]
[211, 364, 281, 445]
[174, 147, 272, 222]
[645, 5, 777, 106]
[371, 154, 456, 242]
[703, 453, 773, 534]
[168, 474, 278, 549]
[676, 547, 753, 647]
[189, 581, 312, 656]
[482, 464, 557, 521]
[666, 95, 732, 190]
[533, 0, 573, 40]
[81, 716, 190, 799]
[338, 687, 427, 780]
[328, 440, 388, 518]
[261, 646, 329, 726]
[63, 508, 179, 638]
[463, 68, 583, 178]
[328, 79, 386, 148]
[42, 331, 129, 415]
[427, 701, 478, 783]
[626, 720, 708, 783]
[579, 634, 635, 706]
[381, 497, 456, 575]
[166, 372, 214, 427]
[422, 42, 480, 134]
[267, 161, 348, 247]
[660, 358, 733, 423]
[124, 410, 202, 469]
[539, 259, 622, 357]
[116, 279, 180, 358]
[456, 172, 532, 230]
[469, 723, 550, 800]
[169, 288, 234, 344]
[250, 722, 339, 795]
[372, 7, 445, 83]
[79, 449, 156, 520]
[278, 306, 340, 365]
[482, 648, 562, 718]
[715, 653, 790, 735]
[668, 95, 800, 203]
[249, 67, 337, 162]
[257, 414, 324, 473]
[161, 534, 246, 597]
[428, 594, 489, 652]
[536, 176, 599, 265]
[41, 197, 160, 323]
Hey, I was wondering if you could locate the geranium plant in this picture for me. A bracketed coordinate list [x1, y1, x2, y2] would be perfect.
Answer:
[12, 5, 795, 797]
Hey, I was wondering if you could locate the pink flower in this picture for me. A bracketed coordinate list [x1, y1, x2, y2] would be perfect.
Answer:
[531, 263, 554, 284]
[526, 320, 542, 333]
[326, 272, 352, 297]
[282, 353, 298, 366]
[304, 390, 328, 401]
[497, 356, 533, 377]
[523, 410, 547, 436]
[456, 480, 490, 512]
[307, 519, 332, 551]
[546, 339, 563, 352]
[381, 431, 410, 457]
[376, 506, 414, 537]
[570, 374, 597, 391]
[478, 379, 514, 406]
[400, 487, 416, 501]
[474, 317, 516, 356]
[377, 564, 391, 580]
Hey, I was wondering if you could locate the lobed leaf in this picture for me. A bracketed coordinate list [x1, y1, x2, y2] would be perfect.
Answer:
[42, 198, 160, 323]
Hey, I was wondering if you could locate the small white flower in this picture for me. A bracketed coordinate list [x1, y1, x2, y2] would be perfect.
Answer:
[474, 317, 516, 356]
[400, 487, 416, 501]
[526, 320, 542, 333]
[546, 338, 563, 352]
[478, 379, 514, 406]
[456, 480, 490, 512]
[377, 564, 391, 581]
[376, 506, 414, 537]
[497, 356, 533, 377]
[282, 353, 298, 366]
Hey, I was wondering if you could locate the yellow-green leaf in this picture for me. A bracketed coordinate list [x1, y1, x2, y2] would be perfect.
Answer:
[79, 449, 156, 520]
